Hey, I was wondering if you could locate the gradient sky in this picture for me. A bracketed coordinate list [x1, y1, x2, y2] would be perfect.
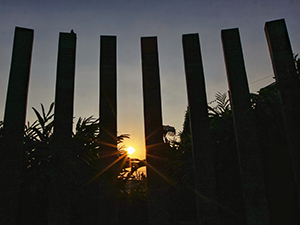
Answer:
[0, 0, 299, 159]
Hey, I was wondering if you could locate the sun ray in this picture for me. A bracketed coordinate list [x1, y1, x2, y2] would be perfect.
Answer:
[144, 161, 176, 187]
[144, 126, 163, 141]
[145, 142, 165, 150]
[103, 92, 117, 119]
[99, 126, 119, 142]
[96, 148, 121, 159]
[146, 153, 166, 161]
[97, 140, 118, 148]
[87, 153, 127, 184]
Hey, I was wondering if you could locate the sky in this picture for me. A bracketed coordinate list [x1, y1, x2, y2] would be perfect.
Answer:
[0, 0, 299, 159]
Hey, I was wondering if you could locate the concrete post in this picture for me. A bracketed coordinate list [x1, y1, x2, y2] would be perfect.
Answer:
[99, 35, 119, 225]
[221, 28, 270, 225]
[0, 27, 34, 224]
[50, 31, 77, 225]
[141, 37, 169, 225]
[53, 32, 77, 143]
[182, 33, 220, 225]
[99, 36, 117, 157]
[264, 18, 300, 223]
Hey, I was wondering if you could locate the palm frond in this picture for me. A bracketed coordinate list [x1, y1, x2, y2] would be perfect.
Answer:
[46, 102, 55, 117]
[32, 107, 45, 130]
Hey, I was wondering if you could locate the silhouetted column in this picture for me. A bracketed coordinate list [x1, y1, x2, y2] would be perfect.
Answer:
[0, 27, 33, 224]
[99, 35, 118, 225]
[53, 32, 77, 143]
[221, 28, 270, 225]
[256, 85, 297, 225]
[182, 33, 219, 225]
[50, 31, 77, 225]
[99, 35, 117, 155]
[141, 37, 169, 225]
[265, 19, 300, 218]
[213, 93, 245, 224]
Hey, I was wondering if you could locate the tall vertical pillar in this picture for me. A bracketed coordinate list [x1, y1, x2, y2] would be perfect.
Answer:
[264, 19, 300, 219]
[141, 37, 169, 225]
[221, 28, 270, 225]
[182, 33, 219, 225]
[0, 27, 34, 224]
[53, 32, 77, 143]
[2, 27, 34, 142]
[50, 31, 77, 225]
[99, 35, 117, 156]
[99, 35, 118, 225]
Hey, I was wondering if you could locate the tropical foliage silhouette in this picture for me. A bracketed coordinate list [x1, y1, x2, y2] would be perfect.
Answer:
[0, 103, 137, 223]
[1, 54, 298, 224]
[165, 54, 300, 223]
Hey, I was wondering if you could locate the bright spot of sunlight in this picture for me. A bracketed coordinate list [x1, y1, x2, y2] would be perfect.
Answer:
[127, 146, 136, 155]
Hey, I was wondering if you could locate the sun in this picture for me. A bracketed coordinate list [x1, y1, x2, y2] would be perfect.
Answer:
[127, 146, 136, 155]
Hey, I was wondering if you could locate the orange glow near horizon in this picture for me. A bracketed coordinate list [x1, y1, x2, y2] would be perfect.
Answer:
[88, 152, 127, 184]
[121, 137, 145, 159]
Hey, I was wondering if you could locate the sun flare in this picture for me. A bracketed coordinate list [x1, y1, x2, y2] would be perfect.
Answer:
[127, 146, 136, 155]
